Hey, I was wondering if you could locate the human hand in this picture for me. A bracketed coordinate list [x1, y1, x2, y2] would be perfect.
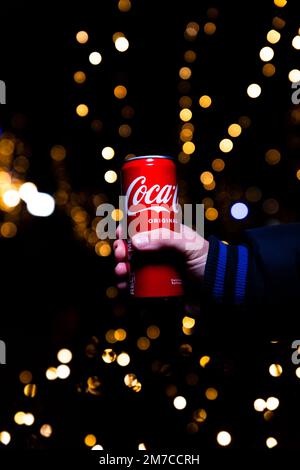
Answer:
[113, 224, 209, 290]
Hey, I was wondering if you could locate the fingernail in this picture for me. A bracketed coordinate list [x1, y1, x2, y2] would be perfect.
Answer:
[133, 234, 149, 247]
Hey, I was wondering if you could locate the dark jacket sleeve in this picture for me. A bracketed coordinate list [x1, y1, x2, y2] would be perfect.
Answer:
[204, 223, 300, 308]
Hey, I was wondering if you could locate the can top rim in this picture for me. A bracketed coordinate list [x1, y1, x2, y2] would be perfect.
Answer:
[124, 155, 175, 162]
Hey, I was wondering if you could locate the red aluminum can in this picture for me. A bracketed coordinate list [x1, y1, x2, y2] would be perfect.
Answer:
[121, 155, 183, 298]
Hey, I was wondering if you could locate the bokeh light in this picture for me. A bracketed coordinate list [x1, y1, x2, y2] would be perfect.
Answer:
[173, 396, 187, 410]
[219, 138, 233, 153]
[266, 437, 278, 448]
[231, 202, 248, 220]
[73, 71, 86, 84]
[259, 46, 274, 62]
[217, 431, 231, 447]
[179, 108, 192, 122]
[76, 31, 89, 44]
[247, 83, 262, 98]
[199, 95, 212, 108]
[76, 104, 89, 117]
[114, 85, 127, 99]
[267, 29, 281, 44]
[115, 36, 129, 52]
[89, 52, 102, 65]
[228, 123, 242, 137]
[101, 147, 115, 160]
[57, 349, 72, 364]
[104, 171, 118, 183]
[292, 35, 300, 50]
[288, 69, 300, 83]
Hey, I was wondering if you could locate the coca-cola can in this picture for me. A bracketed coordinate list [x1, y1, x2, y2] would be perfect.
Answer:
[121, 155, 183, 298]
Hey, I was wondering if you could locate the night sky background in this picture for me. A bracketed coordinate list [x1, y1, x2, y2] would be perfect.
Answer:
[0, 0, 300, 456]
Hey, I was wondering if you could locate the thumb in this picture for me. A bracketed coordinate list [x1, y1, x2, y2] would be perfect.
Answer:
[131, 228, 185, 254]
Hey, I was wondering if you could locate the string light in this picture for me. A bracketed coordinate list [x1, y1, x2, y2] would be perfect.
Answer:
[219, 138, 233, 153]
[259, 46, 274, 62]
[216, 431, 232, 447]
[76, 31, 89, 44]
[173, 396, 187, 410]
[199, 95, 212, 108]
[288, 69, 300, 83]
[89, 52, 102, 65]
[292, 35, 300, 50]
[247, 83, 262, 98]
[115, 36, 129, 52]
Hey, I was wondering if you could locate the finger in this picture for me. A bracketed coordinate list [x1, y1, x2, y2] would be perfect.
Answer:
[114, 262, 130, 277]
[116, 224, 124, 239]
[131, 228, 180, 251]
[113, 239, 128, 261]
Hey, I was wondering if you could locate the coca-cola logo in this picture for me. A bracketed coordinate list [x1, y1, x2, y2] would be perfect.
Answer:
[125, 176, 179, 215]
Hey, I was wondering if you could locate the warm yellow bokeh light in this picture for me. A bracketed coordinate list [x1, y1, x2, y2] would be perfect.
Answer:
[247, 83, 262, 98]
[296, 169, 300, 180]
[200, 171, 214, 185]
[101, 147, 115, 160]
[3, 189, 20, 207]
[269, 363, 283, 377]
[46, 367, 57, 381]
[119, 124, 132, 137]
[50, 145, 66, 162]
[288, 69, 300, 83]
[76, 104, 89, 117]
[228, 123, 242, 138]
[57, 348, 72, 364]
[173, 396, 187, 410]
[117, 352, 130, 366]
[118, 0, 131, 12]
[114, 329, 127, 341]
[182, 141, 195, 154]
[180, 128, 193, 141]
[40, 424, 53, 438]
[85, 434, 97, 447]
[212, 158, 225, 172]
[73, 71, 86, 84]
[254, 398, 266, 412]
[185, 22, 200, 39]
[217, 431, 231, 447]
[205, 387, 218, 400]
[76, 31, 89, 44]
[179, 96, 192, 108]
[272, 16, 286, 29]
[0, 431, 11, 445]
[102, 348, 117, 363]
[205, 207, 218, 221]
[204, 22, 216, 35]
[182, 316, 195, 328]
[95, 241, 112, 257]
[57, 364, 71, 379]
[137, 336, 151, 350]
[24, 413, 35, 426]
[112, 209, 123, 221]
[24, 383, 37, 397]
[19, 370, 32, 384]
[219, 138, 233, 153]
[265, 149, 281, 165]
[104, 170, 118, 183]
[146, 325, 160, 339]
[115, 36, 129, 52]
[179, 67, 192, 80]
[259, 46, 274, 62]
[184, 50, 197, 63]
[266, 397, 279, 411]
[266, 437, 278, 448]
[1, 222, 17, 238]
[193, 408, 207, 422]
[179, 108, 192, 122]
[14, 411, 26, 425]
[262, 63, 276, 77]
[267, 29, 281, 44]
[199, 95, 212, 108]
[274, 0, 287, 7]
[292, 35, 300, 50]
[89, 52, 102, 65]
[199, 355, 211, 368]
[114, 85, 127, 99]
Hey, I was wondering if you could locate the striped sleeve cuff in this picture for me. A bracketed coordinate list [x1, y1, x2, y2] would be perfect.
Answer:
[204, 236, 249, 306]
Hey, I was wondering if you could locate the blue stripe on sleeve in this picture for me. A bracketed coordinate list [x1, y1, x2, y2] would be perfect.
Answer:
[213, 241, 227, 303]
[235, 245, 248, 305]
